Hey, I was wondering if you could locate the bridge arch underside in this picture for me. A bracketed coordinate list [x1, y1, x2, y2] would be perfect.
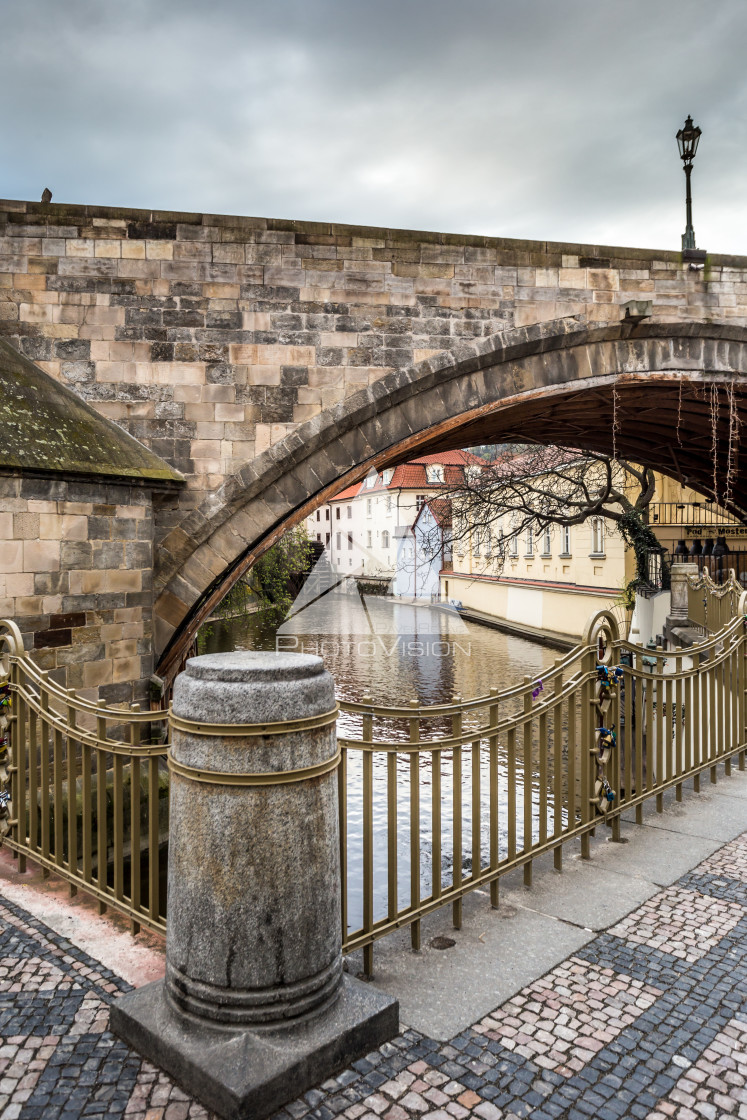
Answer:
[154, 319, 747, 681]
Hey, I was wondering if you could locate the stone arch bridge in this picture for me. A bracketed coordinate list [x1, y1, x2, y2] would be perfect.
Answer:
[2, 198, 747, 696]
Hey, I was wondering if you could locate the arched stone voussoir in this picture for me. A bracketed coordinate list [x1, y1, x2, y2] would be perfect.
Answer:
[154, 317, 747, 678]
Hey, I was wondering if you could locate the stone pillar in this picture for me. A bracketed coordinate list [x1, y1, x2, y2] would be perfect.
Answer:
[670, 562, 696, 623]
[664, 561, 699, 646]
[111, 652, 398, 1120]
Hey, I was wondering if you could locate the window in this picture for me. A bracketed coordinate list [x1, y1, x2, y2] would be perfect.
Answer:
[325, 508, 329, 520]
[416, 494, 426, 512]
[510, 534, 519, 558]
[562, 525, 571, 555]
[336, 532, 341, 550]
[386, 495, 392, 513]
[382, 468, 394, 486]
[347, 505, 352, 519]
[591, 517, 605, 555]
[525, 527, 534, 556]
[367, 531, 372, 547]
[316, 533, 321, 542]
[336, 507, 340, 520]
[367, 499, 372, 517]
[316, 510, 320, 521]
[473, 529, 481, 558]
[325, 533, 330, 545]
[542, 528, 551, 556]
[426, 464, 444, 484]
[364, 473, 377, 488]
[347, 532, 353, 550]
[382, 530, 390, 548]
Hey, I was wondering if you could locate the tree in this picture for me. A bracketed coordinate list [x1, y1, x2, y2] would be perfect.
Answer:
[249, 526, 315, 621]
[431, 444, 665, 603]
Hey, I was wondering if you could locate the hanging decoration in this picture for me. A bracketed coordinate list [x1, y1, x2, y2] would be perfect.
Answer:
[0, 677, 11, 838]
[589, 660, 623, 815]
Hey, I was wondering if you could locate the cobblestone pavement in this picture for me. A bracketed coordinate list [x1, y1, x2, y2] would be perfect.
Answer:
[1, 834, 746, 1120]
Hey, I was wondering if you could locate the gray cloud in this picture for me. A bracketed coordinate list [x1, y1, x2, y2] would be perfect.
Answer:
[2, 0, 745, 254]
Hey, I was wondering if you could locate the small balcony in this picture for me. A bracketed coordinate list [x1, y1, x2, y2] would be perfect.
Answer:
[648, 502, 737, 528]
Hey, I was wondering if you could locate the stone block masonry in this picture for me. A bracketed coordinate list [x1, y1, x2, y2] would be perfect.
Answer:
[0, 472, 155, 705]
[2, 198, 747, 681]
[2, 199, 747, 547]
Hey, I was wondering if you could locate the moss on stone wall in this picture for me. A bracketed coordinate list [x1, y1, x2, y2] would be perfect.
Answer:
[0, 338, 182, 483]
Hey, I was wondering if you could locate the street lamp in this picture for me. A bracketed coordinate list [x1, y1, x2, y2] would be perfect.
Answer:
[676, 115, 702, 254]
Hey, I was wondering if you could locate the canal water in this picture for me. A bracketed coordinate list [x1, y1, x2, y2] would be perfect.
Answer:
[200, 599, 562, 933]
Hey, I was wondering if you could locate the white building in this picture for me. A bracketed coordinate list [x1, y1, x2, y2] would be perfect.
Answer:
[307, 451, 482, 580]
[394, 498, 452, 599]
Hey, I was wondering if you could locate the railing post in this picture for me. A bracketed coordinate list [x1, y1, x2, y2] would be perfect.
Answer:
[580, 648, 594, 859]
[111, 651, 397, 1120]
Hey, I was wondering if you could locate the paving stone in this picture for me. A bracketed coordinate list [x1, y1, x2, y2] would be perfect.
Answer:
[2, 833, 747, 1119]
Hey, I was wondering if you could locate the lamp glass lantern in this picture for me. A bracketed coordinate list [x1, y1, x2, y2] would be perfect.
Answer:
[676, 115, 702, 252]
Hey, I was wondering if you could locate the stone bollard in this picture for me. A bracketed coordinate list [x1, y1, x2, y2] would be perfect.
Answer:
[669, 561, 697, 625]
[112, 652, 398, 1120]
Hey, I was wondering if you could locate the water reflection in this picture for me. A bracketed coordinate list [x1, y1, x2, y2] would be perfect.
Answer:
[201, 600, 556, 709]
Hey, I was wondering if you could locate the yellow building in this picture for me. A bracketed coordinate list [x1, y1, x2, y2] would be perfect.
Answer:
[440, 464, 736, 645]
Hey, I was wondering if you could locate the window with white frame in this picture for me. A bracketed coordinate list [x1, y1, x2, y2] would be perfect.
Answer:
[562, 525, 571, 555]
[347, 505, 352, 519]
[347, 533, 353, 550]
[509, 532, 519, 558]
[542, 527, 551, 556]
[382, 530, 390, 548]
[367, 531, 372, 547]
[336, 532, 341, 549]
[591, 517, 605, 555]
[382, 468, 394, 485]
[473, 529, 481, 558]
[366, 499, 372, 517]
[426, 464, 444, 484]
[416, 494, 426, 512]
[335, 507, 340, 520]
[386, 495, 392, 513]
[525, 526, 534, 556]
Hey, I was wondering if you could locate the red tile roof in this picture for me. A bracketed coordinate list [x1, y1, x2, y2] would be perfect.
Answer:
[330, 482, 362, 501]
[328, 450, 484, 502]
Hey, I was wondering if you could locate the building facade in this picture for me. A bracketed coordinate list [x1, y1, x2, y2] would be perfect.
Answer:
[308, 451, 481, 578]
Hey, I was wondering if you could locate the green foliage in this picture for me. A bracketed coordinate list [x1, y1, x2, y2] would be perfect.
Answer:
[618, 507, 671, 598]
[250, 527, 314, 622]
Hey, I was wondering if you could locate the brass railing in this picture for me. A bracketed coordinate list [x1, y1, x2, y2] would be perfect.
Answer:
[0, 620, 169, 934]
[687, 567, 747, 634]
[2, 611, 746, 967]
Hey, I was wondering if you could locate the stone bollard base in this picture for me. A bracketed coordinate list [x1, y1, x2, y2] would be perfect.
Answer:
[111, 975, 398, 1120]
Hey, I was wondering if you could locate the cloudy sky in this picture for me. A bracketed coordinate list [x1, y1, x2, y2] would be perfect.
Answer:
[2, 0, 745, 255]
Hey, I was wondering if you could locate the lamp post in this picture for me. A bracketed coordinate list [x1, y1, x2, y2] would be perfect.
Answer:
[676, 115, 702, 252]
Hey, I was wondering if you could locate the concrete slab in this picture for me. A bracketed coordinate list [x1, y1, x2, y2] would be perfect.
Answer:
[364, 764, 747, 1040]
[499, 857, 659, 932]
[361, 890, 591, 1041]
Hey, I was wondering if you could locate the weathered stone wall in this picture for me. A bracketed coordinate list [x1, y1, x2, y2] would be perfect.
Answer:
[0, 474, 154, 704]
[2, 198, 747, 678]
[2, 197, 747, 548]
